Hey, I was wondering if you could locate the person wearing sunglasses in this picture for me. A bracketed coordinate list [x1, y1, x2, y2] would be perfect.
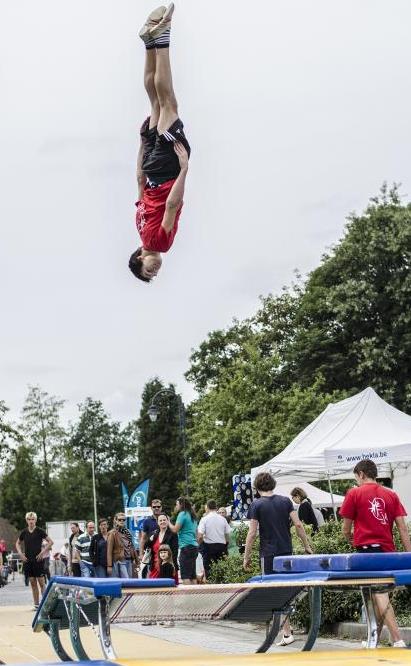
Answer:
[139, 499, 163, 576]
[107, 513, 138, 578]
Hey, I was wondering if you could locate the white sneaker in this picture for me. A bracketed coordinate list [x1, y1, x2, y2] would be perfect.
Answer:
[276, 633, 295, 646]
[139, 6, 166, 43]
[393, 640, 407, 648]
[148, 3, 175, 39]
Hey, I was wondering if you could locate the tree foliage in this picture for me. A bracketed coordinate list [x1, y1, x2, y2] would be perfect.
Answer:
[0, 400, 21, 465]
[287, 183, 411, 410]
[136, 379, 186, 513]
[64, 398, 139, 520]
[186, 185, 411, 506]
[21, 385, 66, 485]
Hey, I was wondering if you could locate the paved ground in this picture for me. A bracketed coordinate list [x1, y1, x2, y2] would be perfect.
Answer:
[0, 575, 362, 663]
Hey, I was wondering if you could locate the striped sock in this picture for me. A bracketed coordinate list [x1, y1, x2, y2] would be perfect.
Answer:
[155, 28, 170, 49]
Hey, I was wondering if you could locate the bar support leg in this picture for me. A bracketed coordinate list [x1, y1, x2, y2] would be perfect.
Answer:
[302, 587, 322, 651]
[48, 622, 73, 662]
[256, 613, 281, 653]
[69, 602, 90, 660]
[98, 597, 117, 659]
[361, 586, 378, 649]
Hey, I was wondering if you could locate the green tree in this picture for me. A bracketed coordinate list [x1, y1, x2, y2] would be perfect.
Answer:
[0, 445, 50, 527]
[287, 183, 411, 410]
[62, 398, 138, 520]
[0, 400, 22, 465]
[136, 379, 185, 512]
[21, 386, 66, 485]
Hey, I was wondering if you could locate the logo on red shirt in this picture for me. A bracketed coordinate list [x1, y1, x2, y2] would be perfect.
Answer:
[369, 497, 388, 525]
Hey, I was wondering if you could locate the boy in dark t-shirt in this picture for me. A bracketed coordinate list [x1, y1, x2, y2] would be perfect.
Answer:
[16, 511, 53, 609]
[244, 472, 312, 646]
[340, 459, 410, 648]
[129, 4, 190, 284]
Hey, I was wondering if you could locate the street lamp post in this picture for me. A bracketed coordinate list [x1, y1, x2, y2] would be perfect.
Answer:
[148, 389, 190, 497]
[91, 449, 98, 528]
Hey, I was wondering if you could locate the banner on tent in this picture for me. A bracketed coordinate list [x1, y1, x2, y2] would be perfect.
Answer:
[324, 443, 411, 469]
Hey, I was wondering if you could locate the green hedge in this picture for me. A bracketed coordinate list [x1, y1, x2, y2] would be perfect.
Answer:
[208, 519, 411, 627]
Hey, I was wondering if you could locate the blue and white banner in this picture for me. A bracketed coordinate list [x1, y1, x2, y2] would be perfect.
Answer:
[127, 479, 150, 547]
[232, 473, 252, 520]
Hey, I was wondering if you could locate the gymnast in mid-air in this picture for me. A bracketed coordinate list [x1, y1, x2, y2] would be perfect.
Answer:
[129, 3, 191, 283]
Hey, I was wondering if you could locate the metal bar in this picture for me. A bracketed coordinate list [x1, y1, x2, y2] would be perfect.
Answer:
[256, 614, 281, 653]
[327, 472, 337, 520]
[98, 597, 117, 660]
[69, 602, 90, 660]
[48, 623, 73, 662]
[302, 587, 322, 651]
[361, 586, 379, 648]
[91, 450, 98, 528]
[178, 397, 190, 497]
[116, 578, 396, 595]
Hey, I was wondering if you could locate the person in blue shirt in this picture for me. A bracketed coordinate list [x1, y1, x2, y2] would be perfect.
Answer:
[168, 496, 198, 584]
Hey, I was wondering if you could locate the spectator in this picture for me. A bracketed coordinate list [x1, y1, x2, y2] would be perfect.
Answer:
[51, 552, 66, 576]
[243, 472, 312, 646]
[41, 539, 51, 581]
[60, 542, 69, 573]
[107, 512, 138, 578]
[76, 521, 96, 577]
[198, 500, 231, 578]
[340, 458, 411, 648]
[15, 511, 53, 610]
[148, 513, 178, 583]
[139, 499, 163, 576]
[290, 487, 319, 533]
[90, 518, 109, 577]
[158, 544, 177, 627]
[68, 523, 83, 577]
[217, 507, 231, 524]
[168, 497, 198, 585]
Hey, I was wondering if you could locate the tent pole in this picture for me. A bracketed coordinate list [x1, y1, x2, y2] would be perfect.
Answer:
[327, 472, 337, 520]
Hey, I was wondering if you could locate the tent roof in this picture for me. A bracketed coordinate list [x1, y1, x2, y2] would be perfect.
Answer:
[274, 481, 345, 507]
[251, 387, 411, 482]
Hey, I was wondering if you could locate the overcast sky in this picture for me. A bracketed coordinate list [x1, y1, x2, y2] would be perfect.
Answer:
[1, 0, 410, 427]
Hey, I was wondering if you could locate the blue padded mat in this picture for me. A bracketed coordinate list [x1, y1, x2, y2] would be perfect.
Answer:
[273, 553, 411, 573]
[51, 575, 175, 595]
[248, 570, 411, 584]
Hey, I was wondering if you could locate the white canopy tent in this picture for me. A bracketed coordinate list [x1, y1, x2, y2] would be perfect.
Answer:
[251, 387, 411, 517]
[274, 481, 344, 507]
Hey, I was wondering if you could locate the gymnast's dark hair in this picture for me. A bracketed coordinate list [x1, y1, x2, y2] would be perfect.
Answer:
[129, 247, 151, 283]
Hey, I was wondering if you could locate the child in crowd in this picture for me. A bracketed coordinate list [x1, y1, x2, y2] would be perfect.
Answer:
[158, 545, 176, 627]
[158, 545, 175, 580]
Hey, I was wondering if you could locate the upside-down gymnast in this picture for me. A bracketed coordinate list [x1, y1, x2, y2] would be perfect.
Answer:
[129, 4, 191, 283]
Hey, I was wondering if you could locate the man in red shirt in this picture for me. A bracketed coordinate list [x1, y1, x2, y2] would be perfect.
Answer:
[340, 459, 411, 647]
[129, 4, 190, 283]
